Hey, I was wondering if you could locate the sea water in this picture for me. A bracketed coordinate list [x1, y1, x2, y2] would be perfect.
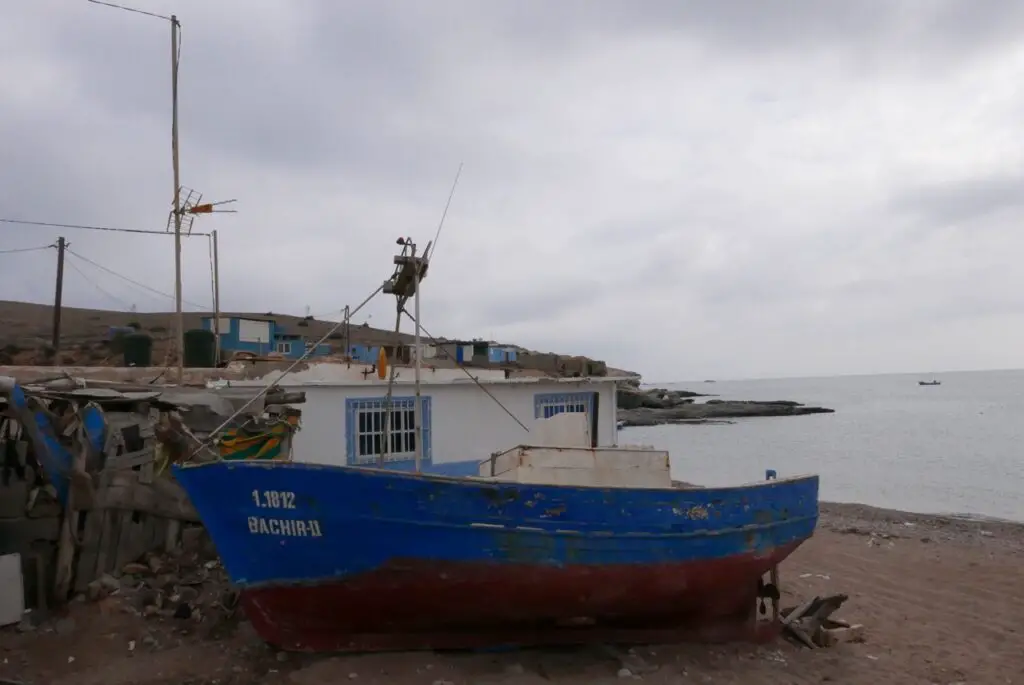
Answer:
[620, 368, 1024, 522]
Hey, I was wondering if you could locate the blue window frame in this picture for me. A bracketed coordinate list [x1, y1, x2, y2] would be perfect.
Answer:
[345, 396, 432, 466]
[534, 392, 595, 419]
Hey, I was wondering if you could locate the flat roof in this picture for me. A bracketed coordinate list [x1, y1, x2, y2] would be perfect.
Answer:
[217, 374, 629, 389]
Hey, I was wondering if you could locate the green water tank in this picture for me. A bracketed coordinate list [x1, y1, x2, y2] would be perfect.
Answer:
[122, 333, 153, 367]
[183, 328, 217, 368]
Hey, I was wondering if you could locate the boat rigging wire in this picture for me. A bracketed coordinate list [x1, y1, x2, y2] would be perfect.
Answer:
[186, 282, 386, 459]
[377, 164, 463, 464]
[424, 162, 463, 264]
[192, 163, 469, 462]
[400, 307, 530, 433]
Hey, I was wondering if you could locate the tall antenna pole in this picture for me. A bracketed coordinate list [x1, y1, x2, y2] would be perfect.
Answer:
[51, 237, 66, 362]
[170, 14, 183, 380]
[212, 229, 221, 366]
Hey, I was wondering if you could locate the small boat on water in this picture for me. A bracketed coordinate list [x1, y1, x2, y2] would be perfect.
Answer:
[172, 240, 820, 652]
[919, 380, 941, 386]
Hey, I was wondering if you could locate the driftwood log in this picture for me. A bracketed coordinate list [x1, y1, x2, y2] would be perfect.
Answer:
[781, 594, 863, 648]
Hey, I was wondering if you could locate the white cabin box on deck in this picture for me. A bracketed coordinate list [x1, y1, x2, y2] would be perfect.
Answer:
[218, 363, 623, 470]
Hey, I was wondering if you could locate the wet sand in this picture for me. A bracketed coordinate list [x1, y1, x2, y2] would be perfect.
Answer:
[2, 502, 1021, 685]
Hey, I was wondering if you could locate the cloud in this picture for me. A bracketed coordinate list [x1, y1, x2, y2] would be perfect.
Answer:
[3, 0, 1024, 380]
[891, 172, 1024, 226]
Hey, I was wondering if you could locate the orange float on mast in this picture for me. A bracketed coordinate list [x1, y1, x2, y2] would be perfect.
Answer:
[377, 347, 388, 380]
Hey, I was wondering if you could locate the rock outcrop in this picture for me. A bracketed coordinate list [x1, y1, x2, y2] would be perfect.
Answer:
[617, 387, 834, 427]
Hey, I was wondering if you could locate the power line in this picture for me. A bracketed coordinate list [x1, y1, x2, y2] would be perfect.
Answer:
[86, 0, 171, 21]
[0, 244, 55, 255]
[0, 218, 209, 237]
[65, 248, 210, 310]
[63, 259, 134, 310]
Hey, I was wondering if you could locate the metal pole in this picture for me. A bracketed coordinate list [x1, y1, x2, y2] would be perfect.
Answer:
[212, 229, 221, 366]
[412, 244, 423, 472]
[343, 305, 350, 358]
[170, 14, 183, 381]
[51, 237, 66, 361]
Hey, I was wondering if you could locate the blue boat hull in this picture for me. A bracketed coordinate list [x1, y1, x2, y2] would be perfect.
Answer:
[172, 460, 818, 651]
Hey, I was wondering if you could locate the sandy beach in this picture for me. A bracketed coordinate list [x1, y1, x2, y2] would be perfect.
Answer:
[1, 502, 1021, 685]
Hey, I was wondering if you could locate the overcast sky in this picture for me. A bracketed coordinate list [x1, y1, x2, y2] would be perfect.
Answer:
[2, 1, 1024, 381]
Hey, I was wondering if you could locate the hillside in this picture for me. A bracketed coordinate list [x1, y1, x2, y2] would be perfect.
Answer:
[0, 300, 636, 377]
[0, 300, 414, 366]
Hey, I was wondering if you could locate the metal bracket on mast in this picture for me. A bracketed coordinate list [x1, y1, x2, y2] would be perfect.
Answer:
[383, 250, 429, 297]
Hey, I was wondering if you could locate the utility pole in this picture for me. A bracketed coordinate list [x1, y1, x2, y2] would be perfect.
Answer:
[87, 4, 232, 377]
[170, 14, 183, 381]
[211, 229, 221, 366]
[51, 237, 66, 361]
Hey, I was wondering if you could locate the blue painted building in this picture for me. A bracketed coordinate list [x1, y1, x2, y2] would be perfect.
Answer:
[488, 345, 519, 364]
[201, 316, 331, 360]
[442, 340, 514, 365]
[347, 344, 380, 364]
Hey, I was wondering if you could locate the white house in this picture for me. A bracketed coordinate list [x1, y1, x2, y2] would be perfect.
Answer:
[217, 362, 623, 471]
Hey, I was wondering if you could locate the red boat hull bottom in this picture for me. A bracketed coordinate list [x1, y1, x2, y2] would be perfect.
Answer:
[240, 544, 798, 653]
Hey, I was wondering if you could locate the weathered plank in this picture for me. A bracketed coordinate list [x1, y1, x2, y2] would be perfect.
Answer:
[165, 519, 181, 552]
[73, 510, 106, 593]
[33, 551, 48, 610]
[0, 518, 61, 552]
[94, 510, 117, 577]
[68, 469, 96, 511]
[89, 470, 199, 522]
[139, 461, 154, 485]
[54, 437, 89, 601]
[25, 470, 62, 519]
[103, 447, 155, 471]
[0, 481, 29, 519]
[113, 511, 140, 569]
[149, 514, 168, 550]
[142, 514, 159, 550]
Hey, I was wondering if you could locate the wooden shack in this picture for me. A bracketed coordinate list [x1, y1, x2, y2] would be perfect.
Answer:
[0, 374, 303, 610]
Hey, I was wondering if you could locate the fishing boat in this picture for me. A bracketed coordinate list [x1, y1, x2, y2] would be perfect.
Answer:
[918, 380, 941, 386]
[172, 237, 820, 652]
[174, 457, 817, 652]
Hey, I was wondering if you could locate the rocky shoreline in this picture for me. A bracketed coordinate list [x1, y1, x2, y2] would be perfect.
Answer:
[617, 386, 834, 427]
